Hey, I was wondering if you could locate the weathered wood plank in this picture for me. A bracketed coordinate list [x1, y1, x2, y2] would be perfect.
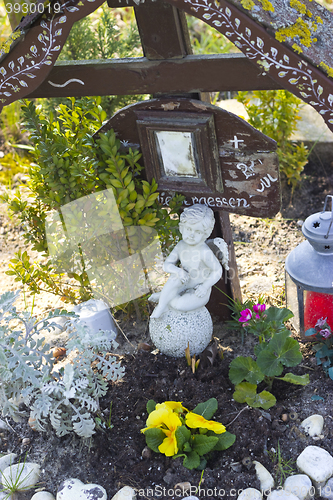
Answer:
[27, 53, 281, 98]
[133, 2, 189, 59]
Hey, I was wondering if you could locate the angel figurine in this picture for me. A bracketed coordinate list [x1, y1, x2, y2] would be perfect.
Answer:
[149, 204, 229, 319]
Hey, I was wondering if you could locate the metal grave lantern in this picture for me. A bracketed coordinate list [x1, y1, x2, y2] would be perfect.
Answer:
[285, 195, 333, 335]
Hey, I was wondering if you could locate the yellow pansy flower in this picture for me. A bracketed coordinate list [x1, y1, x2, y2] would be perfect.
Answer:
[158, 412, 182, 456]
[156, 401, 188, 414]
[141, 407, 171, 434]
[185, 412, 226, 434]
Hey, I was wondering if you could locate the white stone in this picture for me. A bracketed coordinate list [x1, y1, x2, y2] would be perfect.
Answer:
[149, 306, 213, 357]
[297, 446, 333, 489]
[284, 474, 314, 500]
[237, 487, 263, 500]
[321, 477, 333, 500]
[0, 420, 10, 431]
[267, 490, 300, 500]
[56, 478, 107, 500]
[31, 493, 56, 500]
[111, 485, 136, 500]
[0, 454, 16, 476]
[2, 462, 40, 491]
[0, 493, 13, 500]
[253, 461, 274, 492]
[300, 415, 324, 437]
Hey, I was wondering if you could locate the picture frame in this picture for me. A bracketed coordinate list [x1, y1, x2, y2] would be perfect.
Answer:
[136, 110, 223, 195]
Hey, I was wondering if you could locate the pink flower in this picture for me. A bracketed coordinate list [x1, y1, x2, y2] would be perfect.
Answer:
[255, 314, 260, 320]
[320, 328, 331, 339]
[239, 308, 252, 323]
[253, 303, 266, 314]
[316, 317, 327, 328]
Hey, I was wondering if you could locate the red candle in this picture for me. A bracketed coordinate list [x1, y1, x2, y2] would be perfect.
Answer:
[304, 291, 333, 331]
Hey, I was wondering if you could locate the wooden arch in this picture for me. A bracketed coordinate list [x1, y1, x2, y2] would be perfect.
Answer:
[1, 0, 333, 133]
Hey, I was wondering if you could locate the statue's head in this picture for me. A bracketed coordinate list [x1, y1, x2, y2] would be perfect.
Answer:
[179, 204, 215, 240]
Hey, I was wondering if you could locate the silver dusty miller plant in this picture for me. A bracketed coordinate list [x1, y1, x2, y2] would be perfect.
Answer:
[0, 290, 124, 439]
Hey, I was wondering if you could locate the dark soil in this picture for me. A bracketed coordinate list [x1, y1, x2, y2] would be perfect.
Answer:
[4, 331, 333, 500]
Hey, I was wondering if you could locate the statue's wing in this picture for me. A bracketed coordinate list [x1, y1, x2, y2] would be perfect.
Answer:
[206, 238, 229, 271]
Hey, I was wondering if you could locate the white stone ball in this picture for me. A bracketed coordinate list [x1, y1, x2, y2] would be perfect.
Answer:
[149, 307, 213, 357]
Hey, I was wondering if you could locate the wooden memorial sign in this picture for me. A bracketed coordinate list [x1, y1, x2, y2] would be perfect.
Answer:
[98, 97, 281, 218]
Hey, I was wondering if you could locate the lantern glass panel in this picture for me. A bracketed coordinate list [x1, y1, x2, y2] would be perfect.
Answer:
[285, 271, 301, 332]
[303, 290, 333, 331]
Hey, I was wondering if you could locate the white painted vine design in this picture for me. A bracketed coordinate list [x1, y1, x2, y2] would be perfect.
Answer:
[0, 0, 97, 105]
[177, 0, 333, 130]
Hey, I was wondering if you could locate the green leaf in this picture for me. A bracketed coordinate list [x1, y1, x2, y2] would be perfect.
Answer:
[246, 390, 276, 410]
[329, 367, 333, 380]
[213, 431, 236, 451]
[233, 382, 257, 403]
[277, 373, 310, 385]
[256, 331, 303, 376]
[305, 328, 317, 337]
[182, 451, 201, 470]
[175, 425, 191, 451]
[192, 434, 218, 456]
[233, 383, 276, 409]
[192, 398, 218, 419]
[146, 400, 156, 414]
[229, 356, 265, 385]
[143, 428, 165, 453]
[264, 306, 293, 323]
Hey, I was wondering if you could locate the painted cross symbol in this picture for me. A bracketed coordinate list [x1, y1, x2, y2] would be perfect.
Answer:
[229, 135, 244, 148]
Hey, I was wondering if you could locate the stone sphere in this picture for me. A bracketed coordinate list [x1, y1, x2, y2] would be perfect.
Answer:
[149, 307, 213, 357]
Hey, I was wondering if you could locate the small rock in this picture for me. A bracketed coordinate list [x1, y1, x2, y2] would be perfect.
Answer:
[284, 474, 314, 500]
[297, 446, 333, 489]
[21, 437, 30, 446]
[141, 446, 151, 459]
[163, 470, 175, 485]
[321, 477, 333, 499]
[2, 462, 40, 491]
[0, 493, 13, 500]
[174, 482, 191, 494]
[237, 488, 263, 500]
[0, 453, 16, 476]
[57, 478, 107, 500]
[28, 416, 39, 431]
[267, 490, 300, 500]
[0, 420, 10, 431]
[53, 347, 66, 358]
[253, 461, 275, 491]
[31, 493, 56, 500]
[281, 414, 288, 422]
[111, 485, 136, 500]
[242, 457, 253, 469]
[300, 415, 324, 437]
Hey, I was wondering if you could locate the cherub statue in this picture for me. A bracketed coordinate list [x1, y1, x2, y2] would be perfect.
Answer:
[149, 204, 229, 319]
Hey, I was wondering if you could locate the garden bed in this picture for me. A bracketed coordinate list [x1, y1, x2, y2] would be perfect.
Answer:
[0, 165, 333, 499]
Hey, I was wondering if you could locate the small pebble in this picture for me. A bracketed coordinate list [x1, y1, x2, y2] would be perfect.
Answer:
[31, 492, 56, 500]
[253, 461, 274, 491]
[237, 488, 263, 500]
[2, 462, 40, 490]
[53, 347, 66, 358]
[0, 453, 17, 475]
[57, 478, 107, 500]
[174, 482, 191, 493]
[111, 485, 136, 500]
[300, 415, 324, 437]
[141, 446, 151, 459]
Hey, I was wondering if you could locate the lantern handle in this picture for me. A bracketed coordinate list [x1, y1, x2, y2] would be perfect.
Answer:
[320, 195, 333, 239]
